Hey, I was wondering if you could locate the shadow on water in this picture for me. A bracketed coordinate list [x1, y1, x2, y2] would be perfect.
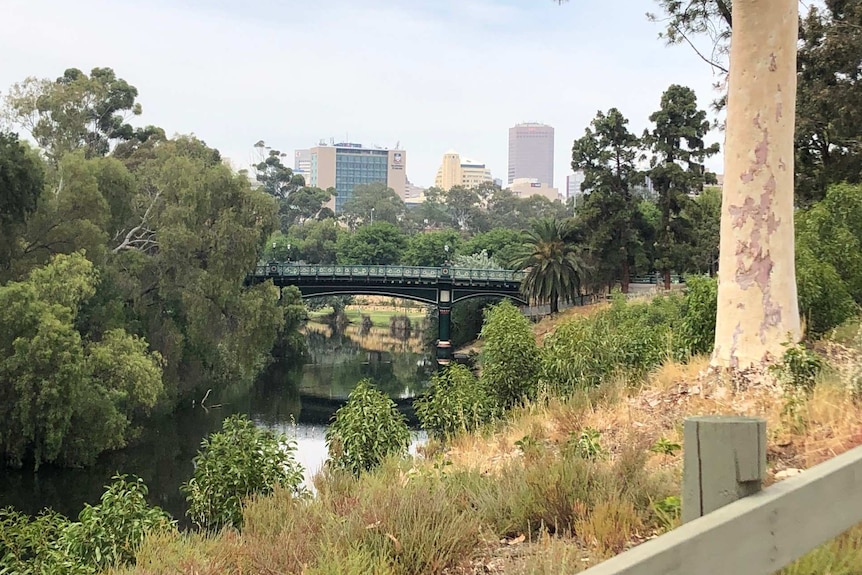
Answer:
[0, 323, 434, 526]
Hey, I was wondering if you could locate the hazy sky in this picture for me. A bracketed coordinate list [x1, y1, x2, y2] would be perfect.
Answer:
[1, 0, 726, 189]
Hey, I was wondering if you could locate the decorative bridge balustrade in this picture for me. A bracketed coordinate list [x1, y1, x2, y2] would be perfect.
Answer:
[246, 263, 527, 364]
[253, 263, 526, 284]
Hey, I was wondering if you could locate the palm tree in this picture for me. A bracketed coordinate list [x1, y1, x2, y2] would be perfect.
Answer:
[511, 218, 588, 314]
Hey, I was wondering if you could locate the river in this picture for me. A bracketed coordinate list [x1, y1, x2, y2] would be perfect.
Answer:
[0, 320, 435, 524]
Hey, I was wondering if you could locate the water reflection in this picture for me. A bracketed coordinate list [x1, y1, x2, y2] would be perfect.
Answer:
[0, 322, 434, 525]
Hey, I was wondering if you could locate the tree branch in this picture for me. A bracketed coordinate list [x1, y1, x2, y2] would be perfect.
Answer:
[673, 22, 729, 74]
[112, 188, 161, 253]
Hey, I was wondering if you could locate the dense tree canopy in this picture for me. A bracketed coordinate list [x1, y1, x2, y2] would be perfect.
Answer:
[0, 67, 290, 469]
[0, 253, 163, 468]
[0, 132, 44, 273]
[649, 0, 862, 206]
[571, 108, 645, 291]
[336, 222, 407, 265]
[402, 230, 461, 267]
[341, 182, 406, 229]
[2, 67, 143, 162]
[645, 84, 719, 288]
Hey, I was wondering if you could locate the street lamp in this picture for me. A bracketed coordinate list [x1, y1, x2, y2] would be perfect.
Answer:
[444, 243, 450, 267]
[370, 207, 375, 225]
[287, 243, 291, 263]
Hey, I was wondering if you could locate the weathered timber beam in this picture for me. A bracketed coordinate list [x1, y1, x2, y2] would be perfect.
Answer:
[580, 444, 862, 575]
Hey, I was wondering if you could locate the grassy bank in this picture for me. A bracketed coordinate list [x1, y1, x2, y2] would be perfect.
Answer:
[109, 307, 862, 575]
[308, 306, 428, 328]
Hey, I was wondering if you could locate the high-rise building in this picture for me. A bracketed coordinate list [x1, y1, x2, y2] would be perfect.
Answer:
[508, 178, 561, 202]
[434, 150, 493, 190]
[294, 149, 311, 172]
[404, 177, 426, 204]
[566, 171, 586, 200]
[508, 123, 554, 187]
[294, 149, 312, 183]
[309, 142, 406, 213]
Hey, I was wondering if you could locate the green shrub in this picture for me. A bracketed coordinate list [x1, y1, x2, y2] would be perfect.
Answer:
[182, 414, 305, 530]
[414, 364, 498, 441]
[0, 508, 75, 575]
[796, 183, 862, 304]
[566, 428, 606, 460]
[325, 379, 411, 475]
[60, 474, 175, 570]
[652, 495, 681, 531]
[0, 475, 172, 575]
[678, 275, 717, 356]
[796, 245, 858, 337]
[540, 296, 685, 395]
[770, 340, 825, 393]
[480, 300, 540, 408]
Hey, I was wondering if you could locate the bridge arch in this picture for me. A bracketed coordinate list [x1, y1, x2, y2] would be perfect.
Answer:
[297, 289, 438, 306]
[452, 291, 528, 306]
[246, 263, 526, 364]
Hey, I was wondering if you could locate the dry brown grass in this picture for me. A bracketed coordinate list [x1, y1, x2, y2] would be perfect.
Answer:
[113, 319, 862, 575]
[444, 334, 862, 488]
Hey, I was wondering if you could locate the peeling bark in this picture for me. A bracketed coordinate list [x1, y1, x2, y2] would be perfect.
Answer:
[712, 0, 801, 369]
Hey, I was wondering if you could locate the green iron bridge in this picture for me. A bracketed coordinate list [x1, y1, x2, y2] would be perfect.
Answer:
[246, 263, 527, 364]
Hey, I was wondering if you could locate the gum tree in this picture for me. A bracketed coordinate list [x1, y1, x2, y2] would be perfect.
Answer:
[712, 0, 801, 368]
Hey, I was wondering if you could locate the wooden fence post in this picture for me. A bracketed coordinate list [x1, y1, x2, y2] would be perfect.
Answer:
[682, 415, 766, 523]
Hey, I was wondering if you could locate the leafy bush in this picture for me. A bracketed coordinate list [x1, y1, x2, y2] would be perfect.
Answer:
[0, 508, 75, 575]
[796, 245, 858, 337]
[566, 427, 606, 460]
[678, 275, 717, 356]
[61, 474, 175, 570]
[182, 414, 305, 530]
[414, 364, 498, 440]
[480, 300, 540, 408]
[540, 295, 685, 395]
[796, 183, 862, 304]
[770, 341, 825, 393]
[325, 379, 411, 475]
[0, 475, 172, 575]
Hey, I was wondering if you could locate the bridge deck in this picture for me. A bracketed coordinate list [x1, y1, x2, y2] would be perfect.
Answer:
[251, 264, 526, 285]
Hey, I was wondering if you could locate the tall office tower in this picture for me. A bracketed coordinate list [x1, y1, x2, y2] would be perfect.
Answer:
[294, 149, 312, 182]
[308, 142, 406, 213]
[434, 150, 493, 191]
[566, 171, 586, 200]
[508, 122, 554, 187]
[294, 149, 311, 172]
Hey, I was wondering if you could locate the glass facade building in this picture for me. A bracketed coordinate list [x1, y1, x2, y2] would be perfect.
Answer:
[309, 143, 406, 214]
[334, 148, 390, 213]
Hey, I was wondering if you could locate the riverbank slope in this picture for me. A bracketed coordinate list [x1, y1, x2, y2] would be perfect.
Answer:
[113, 314, 862, 574]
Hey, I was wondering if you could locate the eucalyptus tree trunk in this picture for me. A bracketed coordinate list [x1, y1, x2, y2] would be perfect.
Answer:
[712, 0, 801, 369]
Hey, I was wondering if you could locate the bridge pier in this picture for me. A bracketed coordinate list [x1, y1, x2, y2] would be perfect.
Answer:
[436, 275, 453, 366]
[436, 305, 452, 365]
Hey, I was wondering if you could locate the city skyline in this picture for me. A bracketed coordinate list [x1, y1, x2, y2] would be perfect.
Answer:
[0, 0, 726, 190]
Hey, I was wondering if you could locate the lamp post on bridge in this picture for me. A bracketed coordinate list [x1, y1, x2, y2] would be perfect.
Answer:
[437, 243, 453, 366]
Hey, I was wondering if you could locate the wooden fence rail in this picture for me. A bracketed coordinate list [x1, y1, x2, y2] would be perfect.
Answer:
[580, 416, 862, 575]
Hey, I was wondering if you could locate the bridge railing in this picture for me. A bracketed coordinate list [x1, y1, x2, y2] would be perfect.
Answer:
[631, 273, 685, 285]
[252, 263, 526, 283]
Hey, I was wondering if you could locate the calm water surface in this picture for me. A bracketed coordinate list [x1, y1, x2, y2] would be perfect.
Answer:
[0, 322, 434, 523]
